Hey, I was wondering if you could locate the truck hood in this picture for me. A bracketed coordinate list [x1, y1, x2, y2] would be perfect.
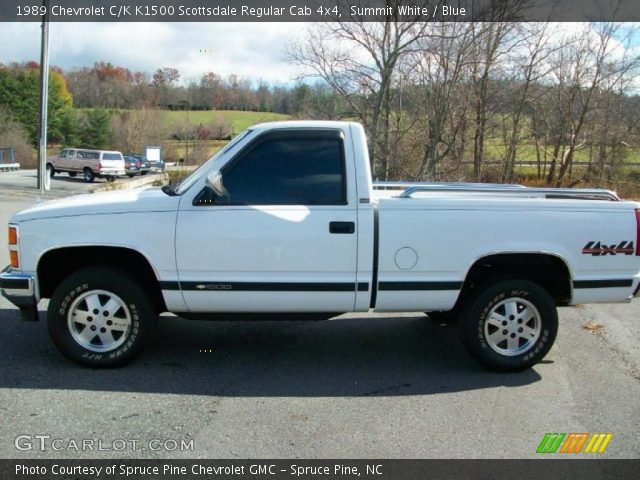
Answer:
[12, 187, 178, 222]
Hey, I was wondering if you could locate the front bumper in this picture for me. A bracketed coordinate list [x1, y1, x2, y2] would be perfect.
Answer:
[0, 266, 38, 321]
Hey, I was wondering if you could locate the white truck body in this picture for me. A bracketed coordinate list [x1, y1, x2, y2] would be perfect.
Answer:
[3, 121, 639, 369]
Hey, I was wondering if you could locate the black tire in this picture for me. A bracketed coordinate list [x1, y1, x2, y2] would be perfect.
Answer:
[127, 174, 135, 178]
[83, 168, 95, 183]
[68, 172, 77, 178]
[46, 163, 55, 178]
[460, 279, 558, 372]
[140, 171, 147, 176]
[47, 266, 155, 368]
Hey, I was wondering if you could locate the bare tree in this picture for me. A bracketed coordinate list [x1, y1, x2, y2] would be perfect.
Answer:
[412, 22, 475, 179]
[499, 22, 553, 182]
[546, 23, 635, 186]
[289, 1, 430, 176]
[111, 108, 167, 154]
[467, 21, 518, 180]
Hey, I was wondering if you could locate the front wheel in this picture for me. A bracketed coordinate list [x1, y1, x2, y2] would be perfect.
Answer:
[47, 267, 155, 367]
[46, 163, 55, 178]
[460, 279, 558, 372]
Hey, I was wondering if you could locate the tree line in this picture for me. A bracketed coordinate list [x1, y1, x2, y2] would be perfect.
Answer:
[0, 60, 334, 165]
[64, 62, 331, 114]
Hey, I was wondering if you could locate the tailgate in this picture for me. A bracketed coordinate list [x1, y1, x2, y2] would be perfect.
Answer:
[101, 153, 124, 170]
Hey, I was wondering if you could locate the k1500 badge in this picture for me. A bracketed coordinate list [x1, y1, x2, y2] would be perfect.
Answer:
[582, 241, 634, 256]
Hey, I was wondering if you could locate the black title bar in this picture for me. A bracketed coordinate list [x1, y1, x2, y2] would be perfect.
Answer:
[0, 0, 638, 22]
[2, 459, 640, 480]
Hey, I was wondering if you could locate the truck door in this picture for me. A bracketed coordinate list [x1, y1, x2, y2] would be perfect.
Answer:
[175, 128, 360, 313]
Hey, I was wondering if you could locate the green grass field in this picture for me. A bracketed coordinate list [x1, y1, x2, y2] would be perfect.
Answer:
[162, 110, 290, 132]
[79, 108, 290, 134]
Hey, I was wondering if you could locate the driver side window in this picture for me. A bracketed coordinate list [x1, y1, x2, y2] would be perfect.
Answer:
[196, 129, 347, 206]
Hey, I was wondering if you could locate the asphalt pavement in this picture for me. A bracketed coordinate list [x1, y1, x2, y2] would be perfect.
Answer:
[0, 169, 123, 199]
[0, 179, 638, 459]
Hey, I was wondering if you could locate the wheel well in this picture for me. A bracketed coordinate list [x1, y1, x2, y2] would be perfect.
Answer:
[37, 246, 167, 313]
[461, 253, 572, 305]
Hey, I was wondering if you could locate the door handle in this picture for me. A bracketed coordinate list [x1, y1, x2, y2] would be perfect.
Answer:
[329, 221, 355, 234]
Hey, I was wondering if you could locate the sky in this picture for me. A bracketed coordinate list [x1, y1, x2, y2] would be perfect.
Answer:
[0, 22, 307, 84]
[0, 22, 638, 86]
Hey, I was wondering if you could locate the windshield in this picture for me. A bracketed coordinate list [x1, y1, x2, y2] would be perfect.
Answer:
[174, 129, 253, 195]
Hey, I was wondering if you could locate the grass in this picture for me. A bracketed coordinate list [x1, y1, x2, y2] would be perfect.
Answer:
[482, 139, 640, 164]
[162, 110, 289, 133]
[80, 108, 289, 133]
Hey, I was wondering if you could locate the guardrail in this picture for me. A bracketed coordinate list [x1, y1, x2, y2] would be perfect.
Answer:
[0, 147, 19, 171]
[0, 163, 20, 172]
[91, 172, 169, 193]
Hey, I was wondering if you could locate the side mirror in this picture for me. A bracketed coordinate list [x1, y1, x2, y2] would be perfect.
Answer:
[206, 170, 226, 197]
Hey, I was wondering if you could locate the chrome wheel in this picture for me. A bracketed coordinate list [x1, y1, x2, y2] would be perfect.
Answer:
[67, 289, 131, 353]
[484, 297, 541, 356]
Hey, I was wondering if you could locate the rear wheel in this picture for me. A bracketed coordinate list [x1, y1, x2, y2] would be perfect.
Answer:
[83, 168, 94, 183]
[47, 267, 155, 368]
[460, 279, 558, 371]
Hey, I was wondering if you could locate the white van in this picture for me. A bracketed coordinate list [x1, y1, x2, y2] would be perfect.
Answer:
[47, 149, 126, 183]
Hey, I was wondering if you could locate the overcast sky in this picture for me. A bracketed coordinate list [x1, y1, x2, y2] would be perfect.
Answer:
[0, 22, 306, 84]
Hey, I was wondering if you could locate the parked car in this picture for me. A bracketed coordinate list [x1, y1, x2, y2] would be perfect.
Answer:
[3, 121, 640, 370]
[47, 149, 125, 183]
[124, 155, 150, 178]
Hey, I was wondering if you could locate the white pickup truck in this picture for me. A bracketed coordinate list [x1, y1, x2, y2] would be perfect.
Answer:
[2, 121, 640, 370]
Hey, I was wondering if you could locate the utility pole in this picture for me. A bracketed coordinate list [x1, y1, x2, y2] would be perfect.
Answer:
[37, 0, 50, 193]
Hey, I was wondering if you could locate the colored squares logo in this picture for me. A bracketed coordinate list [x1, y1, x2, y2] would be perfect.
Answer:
[537, 433, 612, 454]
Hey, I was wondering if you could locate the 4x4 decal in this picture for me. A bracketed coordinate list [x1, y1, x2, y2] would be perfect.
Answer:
[582, 241, 634, 256]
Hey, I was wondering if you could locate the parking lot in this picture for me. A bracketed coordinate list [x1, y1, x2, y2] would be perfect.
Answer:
[0, 181, 639, 459]
[0, 169, 125, 199]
